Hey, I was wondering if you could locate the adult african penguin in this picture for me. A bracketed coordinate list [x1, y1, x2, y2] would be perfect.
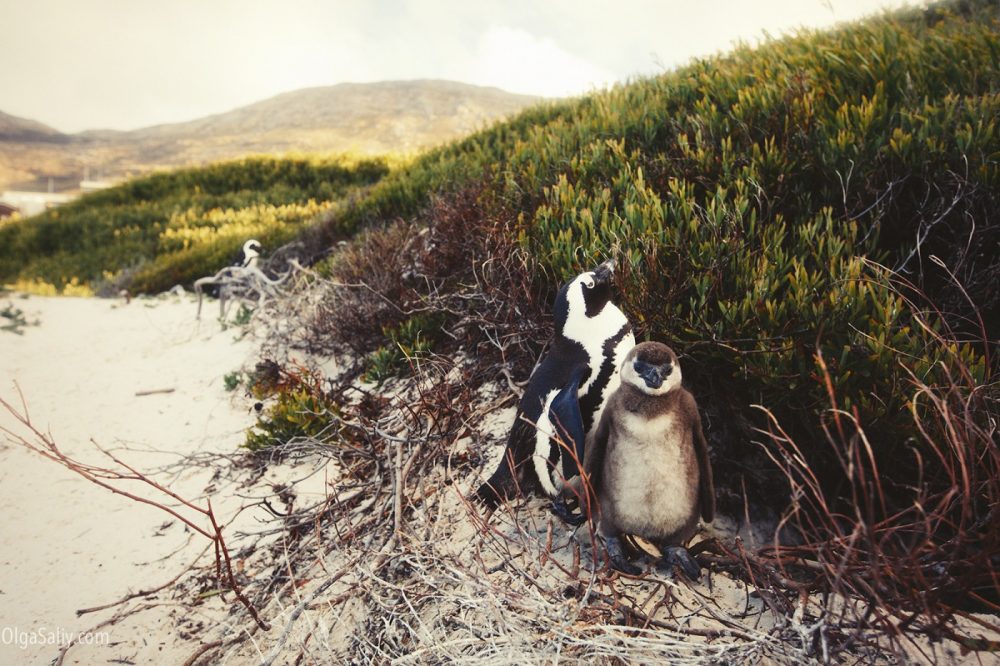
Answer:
[203, 239, 262, 299]
[580, 342, 714, 578]
[237, 239, 262, 270]
[476, 259, 635, 520]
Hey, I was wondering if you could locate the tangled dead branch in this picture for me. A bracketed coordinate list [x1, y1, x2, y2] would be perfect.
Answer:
[194, 259, 306, 321]
[748, 322, 1000, 658]
[166, 201, 997, 662]
[153, 325, 980, 663]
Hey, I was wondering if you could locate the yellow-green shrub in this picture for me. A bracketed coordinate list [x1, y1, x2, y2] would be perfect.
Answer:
[0, 155, 389, 292]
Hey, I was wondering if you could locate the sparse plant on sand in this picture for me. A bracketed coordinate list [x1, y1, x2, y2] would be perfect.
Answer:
[1, 302, 36, 334]
[363, 313, 444, 383]
[223, 370, 244, 392]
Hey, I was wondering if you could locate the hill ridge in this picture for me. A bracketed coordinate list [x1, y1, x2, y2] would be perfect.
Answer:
[0, 80, 541, 191]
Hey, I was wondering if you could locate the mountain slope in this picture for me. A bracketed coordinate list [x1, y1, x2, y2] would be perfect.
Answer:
[0, 80, 540, 191]
[0, 110, 68, 143]
[133, 80, 537, 141]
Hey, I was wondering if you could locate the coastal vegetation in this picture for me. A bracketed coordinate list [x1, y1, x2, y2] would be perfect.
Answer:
[0, 155, 390, 293]
[303, 0, 998, 500]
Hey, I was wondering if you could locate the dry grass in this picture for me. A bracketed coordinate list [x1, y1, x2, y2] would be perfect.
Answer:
[748, 277, 1000, 659]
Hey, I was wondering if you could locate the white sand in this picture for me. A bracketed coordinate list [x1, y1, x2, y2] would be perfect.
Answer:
[0, 294, 257, 665]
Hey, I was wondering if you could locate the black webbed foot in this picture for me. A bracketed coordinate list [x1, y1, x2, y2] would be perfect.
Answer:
[658, 545, 701, 580]
[550, 496, 586, 526]
[606, 535, 642, 575]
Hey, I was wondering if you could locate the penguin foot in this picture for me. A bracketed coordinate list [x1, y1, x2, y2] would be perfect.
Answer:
[550, 497, 586, 526]
[606, 536, 642, 576]
[659, 546, 701, 580]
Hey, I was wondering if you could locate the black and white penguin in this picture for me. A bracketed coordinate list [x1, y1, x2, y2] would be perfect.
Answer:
[581, 342, 715, 578]
[476, 259, 635, 518]
[202, 239, 262, 300]
[237, 239, 262, 270]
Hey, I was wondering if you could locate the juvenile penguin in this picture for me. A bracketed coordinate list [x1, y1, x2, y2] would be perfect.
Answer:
[476, 259, 635, 519]
[582, 342, 714, 578]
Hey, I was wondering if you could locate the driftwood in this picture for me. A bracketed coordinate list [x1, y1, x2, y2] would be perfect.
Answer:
[193, 261, 302, 320]
[134, 387, 175, 397]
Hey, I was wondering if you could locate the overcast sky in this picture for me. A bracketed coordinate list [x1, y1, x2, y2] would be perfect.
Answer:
[1, 0, 921, 133]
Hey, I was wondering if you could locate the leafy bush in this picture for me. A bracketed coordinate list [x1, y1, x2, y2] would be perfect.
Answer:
[363, 313, 445, 383]
[248, 0, 999, 649]
[0, 155, 390, 293]
[309, 0, 999, 508]
[223, 371, 244, 392]
[244, 362, 341, 452]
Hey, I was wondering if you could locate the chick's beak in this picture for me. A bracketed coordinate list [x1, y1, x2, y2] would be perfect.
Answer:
[637, 366, 662, 389]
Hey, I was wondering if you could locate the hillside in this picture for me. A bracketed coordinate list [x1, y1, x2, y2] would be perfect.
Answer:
[235, 0, 996, 657]
[0, 80, 539, 191]
[0, 110, 68, 142]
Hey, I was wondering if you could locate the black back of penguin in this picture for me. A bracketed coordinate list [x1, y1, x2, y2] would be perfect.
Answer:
[476, 260, 634, 506]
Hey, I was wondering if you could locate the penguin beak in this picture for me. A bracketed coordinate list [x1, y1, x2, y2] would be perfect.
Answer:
[592, 259, 615, 284]
[644, 371, 663, 389]
[636, 363, 665, 389]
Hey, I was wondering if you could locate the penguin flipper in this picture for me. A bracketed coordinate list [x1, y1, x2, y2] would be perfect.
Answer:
[547, 369, 589, 525]
[549, 370, 587, 483]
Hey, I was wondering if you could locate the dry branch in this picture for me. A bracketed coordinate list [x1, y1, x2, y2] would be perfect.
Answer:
[0, 385, 269, 631]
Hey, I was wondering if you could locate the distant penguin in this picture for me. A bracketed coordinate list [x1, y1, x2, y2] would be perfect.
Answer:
[203, 239, 262, 299]
[237, 239, 262, 270]
[476, 259, 635, 520]
[581, 342, 714, 578]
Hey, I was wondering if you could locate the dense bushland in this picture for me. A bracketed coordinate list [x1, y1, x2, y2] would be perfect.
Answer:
[3, 0, 997, 648]
[0, 155, 389, 293]
[314, 0, 998, 483]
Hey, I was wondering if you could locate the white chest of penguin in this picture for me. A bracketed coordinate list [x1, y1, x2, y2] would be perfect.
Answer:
[565, 305, 632, 395]
[603, 410, 698, 537]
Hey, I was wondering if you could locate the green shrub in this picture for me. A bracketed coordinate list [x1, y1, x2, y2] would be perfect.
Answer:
[0, 155, 390, 293]
[245, 363, 341, 452]
[223, 371, 244, 392]
[307, 0, 999, 508]
[363, 314, 445, 383]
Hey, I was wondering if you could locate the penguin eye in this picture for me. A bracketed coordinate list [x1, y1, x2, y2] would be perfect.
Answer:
[581, 275, 595, 289]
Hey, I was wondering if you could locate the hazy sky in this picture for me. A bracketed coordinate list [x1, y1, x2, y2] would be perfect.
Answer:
[1, 0, 920, 133]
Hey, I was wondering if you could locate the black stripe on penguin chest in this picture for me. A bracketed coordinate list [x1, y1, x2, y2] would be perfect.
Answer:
[577, 323, 633, 434]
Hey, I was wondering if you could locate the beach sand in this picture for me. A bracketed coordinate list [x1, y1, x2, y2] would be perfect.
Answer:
[0, 293, 257, 664]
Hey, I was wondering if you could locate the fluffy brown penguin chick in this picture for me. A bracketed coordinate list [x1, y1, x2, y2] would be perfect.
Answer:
[580, 341, 714, 578]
